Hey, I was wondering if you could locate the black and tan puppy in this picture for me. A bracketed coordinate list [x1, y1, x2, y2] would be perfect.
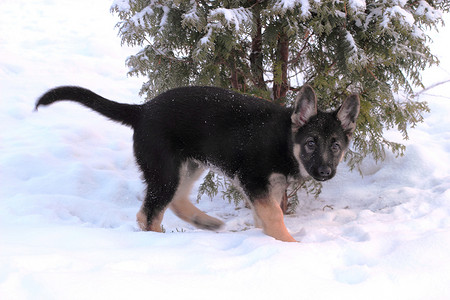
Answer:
[36, 85, 359, 242]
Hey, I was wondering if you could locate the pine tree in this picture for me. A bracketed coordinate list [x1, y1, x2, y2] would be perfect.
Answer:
[111, 0, 449, 209]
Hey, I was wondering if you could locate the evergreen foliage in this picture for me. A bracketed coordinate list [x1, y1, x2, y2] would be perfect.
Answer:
[112, 0, 448, 208]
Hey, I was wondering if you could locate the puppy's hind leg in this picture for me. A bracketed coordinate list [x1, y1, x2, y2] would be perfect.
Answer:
[136, 156, 180, 232]
[170, 161, 224, 231]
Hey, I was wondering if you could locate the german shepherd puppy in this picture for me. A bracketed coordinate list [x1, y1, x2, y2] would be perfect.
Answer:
[36, 85, 359, 242]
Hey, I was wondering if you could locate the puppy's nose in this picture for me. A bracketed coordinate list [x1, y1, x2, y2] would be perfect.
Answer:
[318, 166, 331, 177]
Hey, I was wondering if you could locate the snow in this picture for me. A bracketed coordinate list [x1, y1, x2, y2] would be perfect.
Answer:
[130, 6, 154, 28]
[389, 6, 415, 27]
[182, 2, 201, 29]
[1, 0, 450, 299]
[416, 1, 443, 22]
[273, 0, 311, 16]
[159, 5, 170, 28]
[349, 0, 366, 11]
[111, 0, 130, 13]
[200, 27, 214, 45]
[345, 31, 359, 64]
[380, 5, 415, 29]
[198, 7, 253, 48]
[209, 7, 253, 32]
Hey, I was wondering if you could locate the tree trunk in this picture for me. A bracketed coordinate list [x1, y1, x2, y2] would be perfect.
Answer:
[230, 55, 240, 90]
[273, 31, 289, 103]
[280, 190, 288, 214]
[250, 10, 266, 90]
[230, 67, 239, 90]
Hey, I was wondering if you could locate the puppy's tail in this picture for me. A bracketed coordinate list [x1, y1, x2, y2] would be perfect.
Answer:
[35, 86, 141, 128]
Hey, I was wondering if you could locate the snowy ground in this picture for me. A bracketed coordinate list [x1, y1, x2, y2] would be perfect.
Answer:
[1, 1, 450, 299]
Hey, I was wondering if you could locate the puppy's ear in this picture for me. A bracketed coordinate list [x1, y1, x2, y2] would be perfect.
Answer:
[337, 94, 360, 137]
[291, 84, 318, 129]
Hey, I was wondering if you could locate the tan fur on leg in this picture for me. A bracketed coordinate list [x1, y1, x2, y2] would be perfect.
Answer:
[252, 173, 296, 242]
[169, 161, 224, 231]
[136, 206, 165, 232]
[136, 208, 148, 231]
[253, 199, 296, 242]
[170, 198, 224, 230]
[246, 200, 263, 228]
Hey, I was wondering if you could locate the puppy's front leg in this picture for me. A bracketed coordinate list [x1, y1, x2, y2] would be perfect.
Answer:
[253, 199, 297, 242]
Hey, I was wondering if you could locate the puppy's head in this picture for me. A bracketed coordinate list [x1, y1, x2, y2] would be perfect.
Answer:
[291, 85, 360, 181]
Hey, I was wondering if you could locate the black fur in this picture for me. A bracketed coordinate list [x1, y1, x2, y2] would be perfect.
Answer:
[36, 85, 359, 233]
[35, 86, 141, 127]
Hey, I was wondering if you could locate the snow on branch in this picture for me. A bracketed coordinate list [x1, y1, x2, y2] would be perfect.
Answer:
[272, 0, 312, 16]
[416, 1, 443, 22]
[159, 5, 170, 28]
[111, 0, 131, 12]
[208, 7, 253, 32]
[345, 30, 359, 64]
[349, 0, 366, 11]
[200, 26, 214, 46]
[195, 6, 253, 51]
[182, 2, 203, 30]
[381, 5, 415, 28]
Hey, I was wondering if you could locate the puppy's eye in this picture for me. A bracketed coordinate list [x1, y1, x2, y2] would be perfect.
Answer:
[331, 142, 340, 152]
[306, 140, 316, 151]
